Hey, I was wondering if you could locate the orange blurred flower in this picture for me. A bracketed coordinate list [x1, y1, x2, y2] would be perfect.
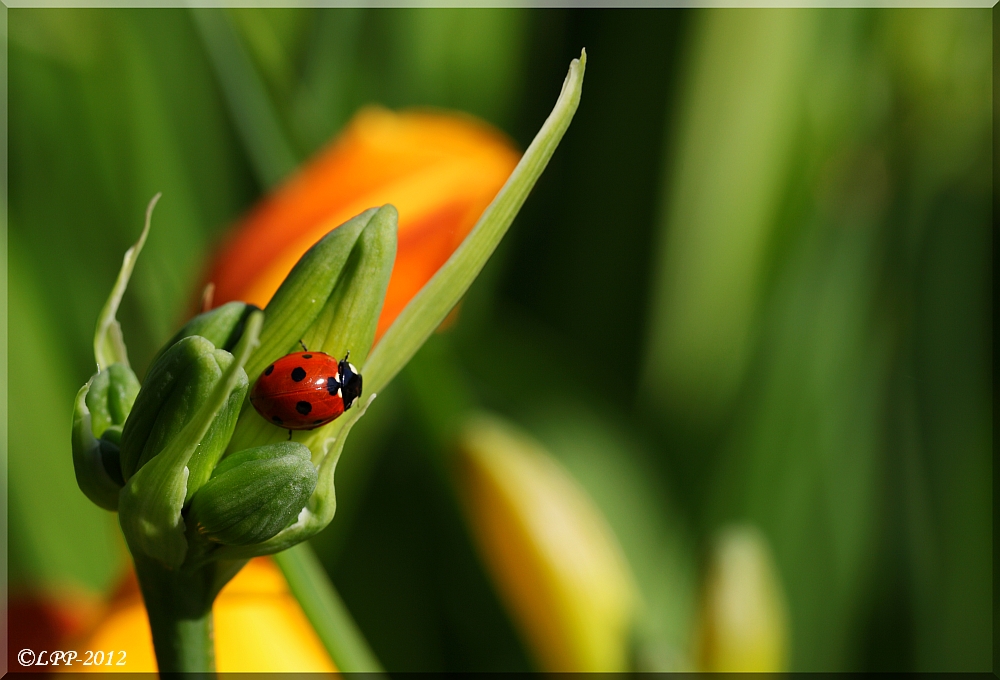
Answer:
[70, 558, 335, 673]
[206, 107, 520, 341]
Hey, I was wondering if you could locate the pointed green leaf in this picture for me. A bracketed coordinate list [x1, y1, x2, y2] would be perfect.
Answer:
[94, 193, 159, 372]
[363, 50, 586, 396]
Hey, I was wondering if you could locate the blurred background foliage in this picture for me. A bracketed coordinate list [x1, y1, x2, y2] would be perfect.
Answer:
[7, 7, 992, 672]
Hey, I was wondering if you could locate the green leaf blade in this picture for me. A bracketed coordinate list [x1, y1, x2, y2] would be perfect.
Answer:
[363, 50, 586, 396]
[93, 193, 160, 372]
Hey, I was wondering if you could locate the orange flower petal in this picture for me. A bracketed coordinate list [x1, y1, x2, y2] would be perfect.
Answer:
[207, 107, 520, 343]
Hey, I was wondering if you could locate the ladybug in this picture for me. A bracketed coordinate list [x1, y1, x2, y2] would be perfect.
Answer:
[249, 344, 362, 436]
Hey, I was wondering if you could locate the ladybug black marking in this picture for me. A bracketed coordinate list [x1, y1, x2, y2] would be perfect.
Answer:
[291, 366, 306, 382]
[264, 365, 274, 376]
[296, 401, 312, 415]
[338, 357, 362, 409]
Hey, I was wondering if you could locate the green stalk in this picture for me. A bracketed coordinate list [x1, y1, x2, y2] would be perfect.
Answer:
[133, 554, 218, 673]
[274, 544, 383, 673]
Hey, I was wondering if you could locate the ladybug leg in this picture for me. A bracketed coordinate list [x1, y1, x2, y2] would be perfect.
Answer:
[287, 429, 293, 441]
[298, 339, 308, 352]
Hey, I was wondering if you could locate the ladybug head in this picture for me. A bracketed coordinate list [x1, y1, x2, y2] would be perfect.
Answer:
[338, 352, 363, 410]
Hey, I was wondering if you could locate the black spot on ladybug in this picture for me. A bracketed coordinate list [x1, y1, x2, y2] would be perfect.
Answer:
[302, 354, 312, 359]
[272, 415, 283, 424]
[313, 419, 324, 425]
[291, 367, 306, 382]
[326, 376, 340, 395]
[296, 401, 312, 415]
[264, 365, 274, 376]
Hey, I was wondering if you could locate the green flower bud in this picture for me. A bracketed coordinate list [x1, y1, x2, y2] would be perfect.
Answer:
[300, 204, 397, 369]
[119, 311, 262, 568]
[245, 207, 379, 384]
[214, 206, 395, 559]
[86, 363, 141, 437]
[228, 205, 396, 456]
[211, 42, 587, 555]
[119, 335, 248, 500]
[149, 301, 260, 369]
[187, 442, 317, 546]
[72, 363, 140, 510]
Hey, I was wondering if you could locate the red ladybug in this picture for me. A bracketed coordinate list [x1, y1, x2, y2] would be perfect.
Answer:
[249, 347, 362, 434]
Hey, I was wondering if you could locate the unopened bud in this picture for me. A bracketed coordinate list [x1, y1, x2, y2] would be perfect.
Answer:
[150, 301, 260, 368]
[72, 363, 141, 510]
[119, 335, 247, 499]
[188, 442, 318, 546]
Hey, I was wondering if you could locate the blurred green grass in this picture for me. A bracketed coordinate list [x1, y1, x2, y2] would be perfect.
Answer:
[7, 7, 991, 672]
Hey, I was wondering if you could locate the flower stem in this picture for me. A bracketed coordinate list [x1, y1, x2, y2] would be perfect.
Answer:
[133, 553, 219, 673]
[274, 543, 384, 672]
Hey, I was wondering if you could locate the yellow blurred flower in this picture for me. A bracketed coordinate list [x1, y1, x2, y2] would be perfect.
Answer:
[73, 558, 335, 672]
[456, 413, 636, 672]
[695, 525, 789, 672]
[206, 107, 520, 341]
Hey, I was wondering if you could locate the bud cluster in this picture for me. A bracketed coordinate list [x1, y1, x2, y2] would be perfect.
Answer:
[73, 201, 397, 569]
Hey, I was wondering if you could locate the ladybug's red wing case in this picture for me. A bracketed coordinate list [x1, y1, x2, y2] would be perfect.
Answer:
[249, 351, 345, 430]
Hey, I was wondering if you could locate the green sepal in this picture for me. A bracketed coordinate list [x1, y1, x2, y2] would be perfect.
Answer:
[149, 301, 260, 369]
[119, 336, 248, 496]
[188, 441, 317, 546]
[119, 312, 262, 568]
